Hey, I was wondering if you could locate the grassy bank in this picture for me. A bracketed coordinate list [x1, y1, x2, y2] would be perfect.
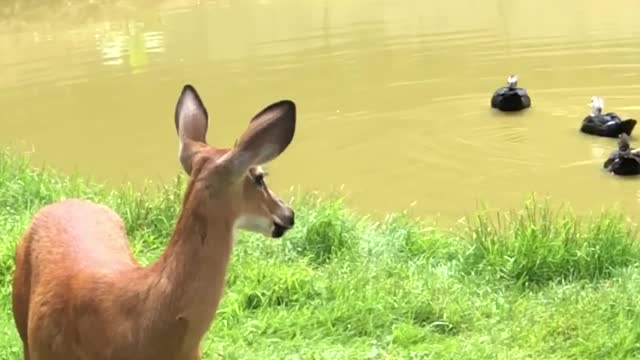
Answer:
[1, 150, 640, 359]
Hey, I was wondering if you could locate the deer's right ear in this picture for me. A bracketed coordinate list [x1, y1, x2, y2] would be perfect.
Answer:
[175, 84, 209, 175]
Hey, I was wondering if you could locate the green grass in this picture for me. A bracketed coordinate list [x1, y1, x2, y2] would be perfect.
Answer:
[1, 149, 640, 359]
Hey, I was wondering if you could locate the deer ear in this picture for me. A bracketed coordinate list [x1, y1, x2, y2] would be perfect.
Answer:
[174, 85, 209, 175]
[219, 100, 296, 179]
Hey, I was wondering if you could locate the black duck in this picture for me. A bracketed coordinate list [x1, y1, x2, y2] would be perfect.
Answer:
[490, 74, 531, 112]
[603, 133, 640, 176]
[581, 96, 636, 138]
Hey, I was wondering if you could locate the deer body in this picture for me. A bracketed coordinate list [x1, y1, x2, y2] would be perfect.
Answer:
[12, 85, 297, 360]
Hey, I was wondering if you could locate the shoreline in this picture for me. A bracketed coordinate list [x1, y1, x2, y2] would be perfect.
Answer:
[1, 149, 639, 358]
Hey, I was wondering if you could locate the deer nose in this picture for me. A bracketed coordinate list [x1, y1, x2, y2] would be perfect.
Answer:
[278, 207, 295, 229]
[288, 209, 295, 227]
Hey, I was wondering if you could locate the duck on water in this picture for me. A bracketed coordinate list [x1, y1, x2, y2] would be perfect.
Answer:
[580, 96, 636, 138]
[604, 133, 640, 176]
[490, 74, 531, 112]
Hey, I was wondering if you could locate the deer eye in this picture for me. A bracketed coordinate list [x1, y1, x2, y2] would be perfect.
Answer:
[254, 173, 266, 187]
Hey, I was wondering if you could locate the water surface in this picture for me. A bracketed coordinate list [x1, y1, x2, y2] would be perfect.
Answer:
[2, 0, 640, 224]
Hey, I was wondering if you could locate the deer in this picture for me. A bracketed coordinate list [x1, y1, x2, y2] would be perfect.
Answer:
[11, 84, 297, 360]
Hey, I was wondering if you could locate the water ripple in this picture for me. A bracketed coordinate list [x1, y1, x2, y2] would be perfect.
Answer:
[2, 0, 640, 223]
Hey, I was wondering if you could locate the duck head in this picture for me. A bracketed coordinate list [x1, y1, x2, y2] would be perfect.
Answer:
[507, 74, 518, 89]
[590, 96, 604, 116]
[619, 133, 631, 153]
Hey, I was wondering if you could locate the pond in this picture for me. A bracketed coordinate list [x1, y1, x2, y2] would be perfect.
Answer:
[1, 0, 640, 224]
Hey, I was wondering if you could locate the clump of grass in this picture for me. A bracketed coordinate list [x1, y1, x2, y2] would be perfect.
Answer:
[463, 197, 639, 285]
[1, 150, 640, 359]
[284, 193, 359, 265]
[381, 212, 462, 264]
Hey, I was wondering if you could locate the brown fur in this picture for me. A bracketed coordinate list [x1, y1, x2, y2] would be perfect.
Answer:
[11, 84, 297, 360]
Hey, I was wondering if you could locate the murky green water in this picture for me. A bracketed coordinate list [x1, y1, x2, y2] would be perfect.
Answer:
[2, 0, 640, 224]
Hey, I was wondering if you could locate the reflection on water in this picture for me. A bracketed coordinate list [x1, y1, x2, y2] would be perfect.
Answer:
[2, 0, 640, 225]
[95, 21, 165, 69]
[591, 143, 607, 159]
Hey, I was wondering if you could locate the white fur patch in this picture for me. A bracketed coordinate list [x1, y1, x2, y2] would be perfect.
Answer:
[235, 215, 273, 236]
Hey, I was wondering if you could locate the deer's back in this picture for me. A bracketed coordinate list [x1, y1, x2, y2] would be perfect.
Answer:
[24, 198, 136, 272]
[13, 198, 140, 359]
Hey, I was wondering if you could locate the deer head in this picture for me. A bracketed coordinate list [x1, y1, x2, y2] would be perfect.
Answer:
[174, 84, 296, 238]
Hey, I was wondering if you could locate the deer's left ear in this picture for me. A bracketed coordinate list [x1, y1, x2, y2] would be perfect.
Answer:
[219, 100, 296, 180]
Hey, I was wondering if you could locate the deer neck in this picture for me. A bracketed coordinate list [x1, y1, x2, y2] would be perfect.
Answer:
[139, 178, 238, 350]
